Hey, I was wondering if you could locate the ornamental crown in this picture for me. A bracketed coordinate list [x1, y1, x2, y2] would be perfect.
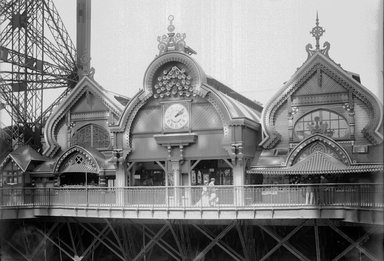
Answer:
[157, 15, 196, 56]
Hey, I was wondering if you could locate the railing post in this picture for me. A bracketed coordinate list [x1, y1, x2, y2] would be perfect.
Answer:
[32, 187, 35, 206]
[357, 184, 361, 207]
[166, 186, 168, 208]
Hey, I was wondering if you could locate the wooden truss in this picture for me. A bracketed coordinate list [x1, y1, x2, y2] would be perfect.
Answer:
[0, 218, 382, 261]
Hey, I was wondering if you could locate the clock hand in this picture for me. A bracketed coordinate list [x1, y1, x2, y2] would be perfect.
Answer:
[174, 108, 184, 118]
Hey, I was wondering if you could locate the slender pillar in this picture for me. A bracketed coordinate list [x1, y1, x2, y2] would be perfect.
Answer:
[114, 158, 125, 206]
[170, 160, 181, 206]
[233, 160, 245, 206]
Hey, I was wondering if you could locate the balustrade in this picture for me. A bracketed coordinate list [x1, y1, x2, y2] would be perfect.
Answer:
[0, 184, 382, 209]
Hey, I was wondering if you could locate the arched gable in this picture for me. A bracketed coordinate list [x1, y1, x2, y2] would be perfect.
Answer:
[110, 16, 262, 164]
[53, 145, 103, 174]
[44, 77, 125, 157]
[260, 52, 383, 149]
[111, 51, 257, 151]
[285, 134, 352, 167]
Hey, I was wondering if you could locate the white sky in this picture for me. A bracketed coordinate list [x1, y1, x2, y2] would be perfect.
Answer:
[58, 0, 383, 104]
[1, 0, 383, 126]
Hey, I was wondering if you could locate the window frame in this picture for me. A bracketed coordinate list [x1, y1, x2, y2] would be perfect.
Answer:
[293, 109, 350, 141]
[71, 123, 111, 149]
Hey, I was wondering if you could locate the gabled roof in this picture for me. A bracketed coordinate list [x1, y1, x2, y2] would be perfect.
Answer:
[260, 51, 383, 149]
[43, 76, 129, 157]
[0, 145, 47, 172]
[248, 151, 384, 175]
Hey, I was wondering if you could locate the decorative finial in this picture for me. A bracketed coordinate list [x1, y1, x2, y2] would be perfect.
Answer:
[157, 15, 196, 56]
[167, 15, 175, 33]
[310, 11, 325, 50]
[306, 12, 330, 59]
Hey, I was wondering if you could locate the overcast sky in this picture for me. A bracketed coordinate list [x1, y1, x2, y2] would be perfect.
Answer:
[56, 0, 383, 104]
[1, 1, 383, 126]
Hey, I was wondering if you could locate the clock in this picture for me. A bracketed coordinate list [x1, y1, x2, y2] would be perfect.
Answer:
[164, 103, 189, 130]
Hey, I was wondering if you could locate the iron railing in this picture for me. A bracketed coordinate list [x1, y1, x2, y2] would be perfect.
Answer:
[0, 183, 383, 209]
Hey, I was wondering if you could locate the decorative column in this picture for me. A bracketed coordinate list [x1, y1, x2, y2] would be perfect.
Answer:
[170, 160, 181, 206]
[154, 133, 197, 207]
[343, 101, 355, 140]
[288, 106, 298, 142]
[231, 143, 245, 206]
[111, 149, 125, 206]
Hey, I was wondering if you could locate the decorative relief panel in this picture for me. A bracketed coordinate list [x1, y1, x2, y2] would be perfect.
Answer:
[153, 65, 194, 99]
[292, 93, 348, 106]
[71, 111, 109, 121]
[286, 134, 351, 166]
[191, 103, 222, 131]
[293, 141, 341, 165]
[58, 152, 97, 173]
[71, 124, 110, 148]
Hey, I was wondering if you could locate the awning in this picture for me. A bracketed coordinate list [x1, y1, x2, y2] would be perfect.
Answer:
[248, 151, 384, 175]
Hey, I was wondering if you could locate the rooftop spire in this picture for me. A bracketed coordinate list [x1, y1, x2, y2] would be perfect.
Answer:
[306, 12, 330, 59]
[310, 11, 325, 50]
[157, 15, 196, 56]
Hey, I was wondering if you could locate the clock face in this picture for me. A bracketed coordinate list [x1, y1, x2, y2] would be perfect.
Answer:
[164, 103, 189, 130]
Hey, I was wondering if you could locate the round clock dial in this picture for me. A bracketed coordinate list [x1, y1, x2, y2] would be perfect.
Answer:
[164, 103, 189, 129]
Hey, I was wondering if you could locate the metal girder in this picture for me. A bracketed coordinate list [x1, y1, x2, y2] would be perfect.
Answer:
[192, 222, 243, 261]
[0, 0, 78, 149]
[6, 240, 32, 261]
[236, 222, 251, 261]
[42, 0, 77, 66]
[314, 220, 321, 261]
[136, 223, 181, 260]
[77, 222, 126, 261]
[167, 221, 186, 258]
[29, 222, 60, 260]
[258, 221, 311, 261]
[36, 226, 81, 261]
[1, 219, 382, 261]
[132, 224, 172, 261]
[0, 46, 73, 79]
[66, 222, 78, 257]
[35, 86, 72, 125]
[105, 219, 129, 261]
[328, 221, 380, 261]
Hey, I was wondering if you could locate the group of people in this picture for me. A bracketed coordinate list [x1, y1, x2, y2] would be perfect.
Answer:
[200, 178, 219, 206]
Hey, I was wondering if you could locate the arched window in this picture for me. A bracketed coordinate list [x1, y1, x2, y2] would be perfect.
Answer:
[294, 110, 349, 140]
[71, 124, 110, 148]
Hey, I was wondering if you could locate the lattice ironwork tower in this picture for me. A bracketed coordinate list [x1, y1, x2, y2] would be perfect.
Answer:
[0, 0, 79, 151]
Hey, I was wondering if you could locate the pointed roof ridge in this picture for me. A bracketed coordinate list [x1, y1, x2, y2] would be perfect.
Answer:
[1, 144, 47, 172]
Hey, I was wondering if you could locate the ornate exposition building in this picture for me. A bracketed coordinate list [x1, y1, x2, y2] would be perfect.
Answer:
[0, 14, 383, 261]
